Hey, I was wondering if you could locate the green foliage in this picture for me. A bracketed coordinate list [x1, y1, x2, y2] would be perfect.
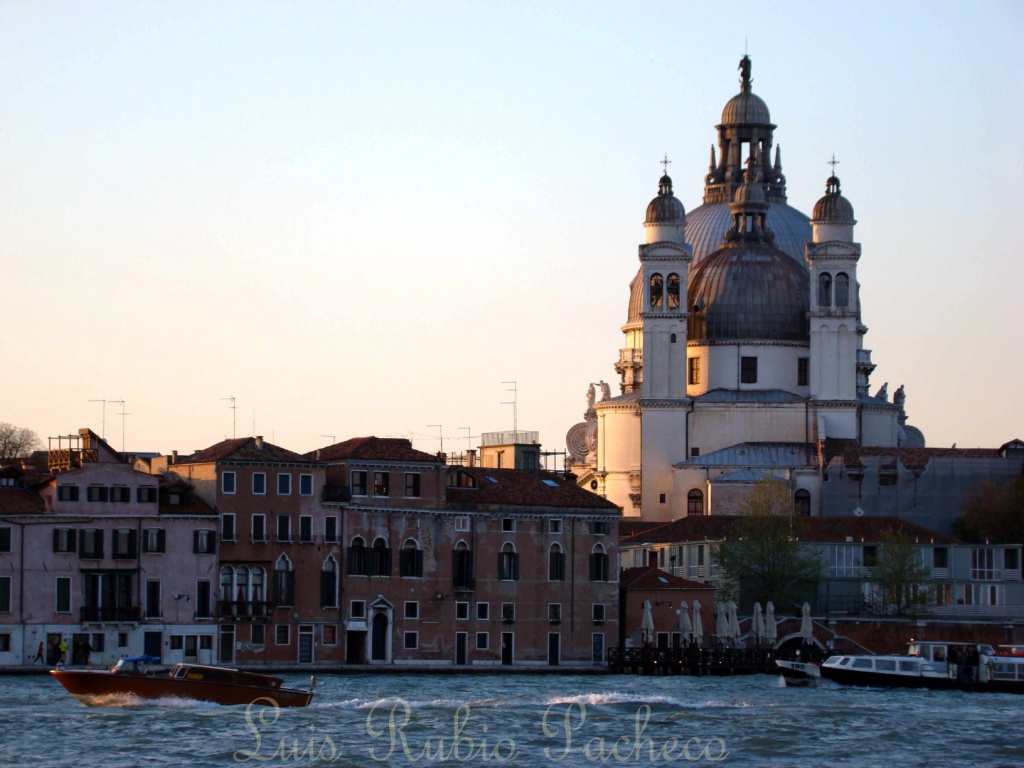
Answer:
[713, 479, 823, 609]
[952, 476, 1024, 544]
[870, 528, 935, 617]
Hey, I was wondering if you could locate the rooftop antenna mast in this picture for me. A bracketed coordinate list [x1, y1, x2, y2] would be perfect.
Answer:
[427, 424, 443, 455]
[501, 380, 518, 440]
[321, 435, 335, 445]
[109, 399, 128, 454]
[89, 399, 107, 439]
[221, 396, 237, 439]
[460, 427, 472, 451]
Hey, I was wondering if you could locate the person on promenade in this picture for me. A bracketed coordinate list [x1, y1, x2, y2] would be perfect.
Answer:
[57, 637, 68, 668]
[31, 642, 44, 664]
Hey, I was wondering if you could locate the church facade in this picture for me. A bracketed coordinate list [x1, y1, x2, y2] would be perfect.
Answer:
[566, 57, 930, 523]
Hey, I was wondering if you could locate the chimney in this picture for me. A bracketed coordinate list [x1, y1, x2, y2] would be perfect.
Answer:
[316, 449, 321, 460]
[648, 551, 658, 570]
[255, 436, 264, 450]
[171, 450, 178, 465]
[466, 449, 477, 468]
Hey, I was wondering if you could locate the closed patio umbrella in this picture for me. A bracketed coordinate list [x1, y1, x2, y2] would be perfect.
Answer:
[765, 601, 777, 645]
[752, 602, 765, 643]
[800, 602, 813, 644]
[715, 602, 728, 642]
[727, 601, 741, 641]
[678, 600, 692, 645]
[640, 600, 655, 645]
[691, 600, 703, 646]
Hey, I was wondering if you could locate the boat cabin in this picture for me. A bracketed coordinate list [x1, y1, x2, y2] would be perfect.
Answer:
[169, 664, 285, 690]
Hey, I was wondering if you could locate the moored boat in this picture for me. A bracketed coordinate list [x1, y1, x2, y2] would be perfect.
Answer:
[50, 656, 314, 707]
[775, 658, 821, 686]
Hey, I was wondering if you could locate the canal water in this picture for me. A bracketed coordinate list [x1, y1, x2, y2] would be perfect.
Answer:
[2, 672, 1020, 767]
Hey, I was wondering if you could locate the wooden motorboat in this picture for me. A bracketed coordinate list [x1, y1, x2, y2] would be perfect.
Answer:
[50, 656, 314, 707]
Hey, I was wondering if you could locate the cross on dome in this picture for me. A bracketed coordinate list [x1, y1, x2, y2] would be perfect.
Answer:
[828, 154, 840, 175]
[661, 154, 671, 175]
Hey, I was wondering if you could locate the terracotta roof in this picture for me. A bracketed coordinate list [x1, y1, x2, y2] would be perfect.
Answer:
[823, 438, 1002, 470]
[0, 487, 46, 516]
[620, 520, 664, 539]
[446, 467, 619, 511]
[176, 437, 313, 466]
[620, 566, 710, 591]
[622, 515, 959, 545]
[307, 436, 439, 463]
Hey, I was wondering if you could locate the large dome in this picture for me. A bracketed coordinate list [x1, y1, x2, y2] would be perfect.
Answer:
[687, 243, 809, 342]
[686, 201, 811, 267]
[721, 91, 772, 125]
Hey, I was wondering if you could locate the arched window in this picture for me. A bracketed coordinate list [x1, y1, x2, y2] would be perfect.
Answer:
[687, 489, 704, 516]
[670, 333, 677, 344]
[320, 556, 338, 608]
[219, 565, 234, 610]
[667, 273, 680, 308]
[348, 536, 367, 576]
[549, 543, 565, 582]
[235, 565, 250, 611]
[372, 537, 391, 577]
[499, 542, 519, 581]
[274, 554, 294, 607]
[251, 566, 266, 616]
[453, 540, 474, 590]
[650, 273, 663, 309]
[835, 272, 850, 308]
[794, 489, 811, 517]
[589, 543, 609, 582]
[399, 538, 423, 578]
[818, 273, 832, 307]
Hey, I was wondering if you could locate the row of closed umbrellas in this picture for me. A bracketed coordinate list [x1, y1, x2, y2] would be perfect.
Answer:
[640, 600, 814, 646]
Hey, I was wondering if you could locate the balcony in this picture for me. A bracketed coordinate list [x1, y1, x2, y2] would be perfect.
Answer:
[218, 600, 274, 620]
[80, 606, 141, 623]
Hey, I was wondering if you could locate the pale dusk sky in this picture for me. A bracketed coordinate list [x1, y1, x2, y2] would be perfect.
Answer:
[2, 1, 1022, 458]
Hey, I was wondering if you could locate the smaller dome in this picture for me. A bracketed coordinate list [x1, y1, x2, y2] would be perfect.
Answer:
[645, 173, 686, 224]
[812, 175, 856, 224]
[733, 177, 766, 205]
[721, 91, 771, 125]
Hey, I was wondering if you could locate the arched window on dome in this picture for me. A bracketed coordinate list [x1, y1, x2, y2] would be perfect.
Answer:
[794, 489, 811, 517]
[835, 273, 850, 308]
[687, 489, 704, 516]
[667, 273, 680, 308]
[650, 274, 663, 309]
[818, 273, 832, 307]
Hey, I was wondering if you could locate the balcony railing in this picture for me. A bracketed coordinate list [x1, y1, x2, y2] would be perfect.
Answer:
[218, 600, 274, 619]
[80, 606, 141, 623]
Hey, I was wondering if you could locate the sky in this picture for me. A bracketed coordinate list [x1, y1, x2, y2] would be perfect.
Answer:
[2, 1, 1022, 459]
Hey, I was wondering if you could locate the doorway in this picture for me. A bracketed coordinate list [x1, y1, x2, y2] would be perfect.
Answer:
[346, 631, 366, 664]
[144, 631, 162, 660]
[219, 625, 235, 664]
[72, 633, 89, 666]
[47, 633, 62, 665]
[298, 625, 314, 663]
[548, 633, 560, 666]
[456, 632, 468, 665]
[371, 613, 389, 662]
[184, 635, 198, 662]
[501, 632, 514, 666]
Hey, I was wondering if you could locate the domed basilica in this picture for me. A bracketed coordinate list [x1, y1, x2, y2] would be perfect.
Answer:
[566, 56, 924, 522]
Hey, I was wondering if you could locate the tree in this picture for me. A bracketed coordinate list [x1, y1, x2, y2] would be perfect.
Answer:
[713, 479, 823, 610]
[869, 528, 934, 618]
[952, 476, 1024, 544]
[0, 422, 42, 460]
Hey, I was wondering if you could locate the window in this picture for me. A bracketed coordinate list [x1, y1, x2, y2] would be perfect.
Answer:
[350, 600, 366, 619]
[590, 521, 610, 535]
[222, 472, 236, 494]
[548, 603, 561, 623]
[251, 625, 266, 646]
[933, 547, 949, 570]
[835, 272, 850, 308]
[593, 604, 606, 623]
[371, 538, 391, 576]
[590, 544, 610, 582]
[276, 515, 292, 543]
[200, 635, 213, 650]
[348, 537, 368, 576]
[273, 555, 294, 607]
[794, 489, 811, 517]
[667, 273, 680, 308]
[80, 529, 103, 559]
[112, 528, 136, 559]
[798, 357, 809, 387]
[687, 489, 704, 516]
[137, 486, 157, 503]
[277, 473, 291, 495]
[373, 472, 390, 497]
[660, 493, 666, 504]
[320, 557, 338, 608]
[275, 625, 290, 645]
[323, 625, 337, 645]
[404, 601, 419, 620]
[549, 519, 562, 534]
[145, 580, 161, 618]
[91, 633, 105, 652]
[56, 577, 72, 613]
[592, 633, 605, 663]
[649, 273, 663, 308]
[53, 527, 76, 553]
[0, 528, 10, 553]
[862, 545, 878, 569]
[324, 517, 338, 543]
[476, 632, 489, 650]
[455, 601, 469, 620]
[502, 518, 516, 533]
[0, 634, 10, 652]
[740, 356, 758, 384]
[688, 357, 701, 385]
[252, 473, 266, 495]
[351, 470, 368, 496]
[118, 633, 128, 648]
[57, 485, 79, 502]
[222, 513, 236, 542]
[818, 272, 832, 307]
[972, 548, 995, 580]
[477, 603, 490, 621]
[498, 543, 519, 581]
[252, 514, 267, 543]
[87, 486, 108, 502]
[399, 539, 423, 578]
[403, 632, 418, 650]
[143, 528, 166, 554]
[549, 543, 565, 581]
[0, 577, 9, 612]
[453, 542, 474, 590]
[691, 447, 700, 457]
[196, 581, 212, 619]
[501, 603, 515, 622]
[299, 474, 314, 496]
[299, 515, 313, 543]
[1005, 549, 1020, 573]
[110, 486, 130, 503]
[404, 473, 421, 498]
[455, 516, 470, 532]
[193, 529, 216, 555]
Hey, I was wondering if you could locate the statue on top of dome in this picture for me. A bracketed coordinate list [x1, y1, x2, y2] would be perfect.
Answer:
[739, 55, 751, 88]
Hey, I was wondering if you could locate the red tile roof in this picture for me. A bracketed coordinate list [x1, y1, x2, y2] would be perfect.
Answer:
[622, 514, 960, 545]
[0, 487, 46, 516]
[620, 520, 665, 539]
[176, 437, 314, 465]
[307, 436, 439, 463]
[620, 566, 710, 591]
[823, 438, 1002, 470]
[446, 467, 619, 511]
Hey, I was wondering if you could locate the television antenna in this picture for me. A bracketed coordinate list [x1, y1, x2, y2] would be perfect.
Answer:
[109, 399, 129, 454]
[89, 399, 107, 439]
[501, 380, 518, 438]
[221, 396, 237, 438]
[427, 424, 443, 454]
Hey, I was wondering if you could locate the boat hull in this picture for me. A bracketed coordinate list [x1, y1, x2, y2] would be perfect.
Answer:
[50, 669, 313, 707]
[819, 666, 1024, 694]
[775, 659, 821, 686]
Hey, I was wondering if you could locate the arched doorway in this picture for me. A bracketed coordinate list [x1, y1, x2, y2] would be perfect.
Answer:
[371, 612, 389, 662]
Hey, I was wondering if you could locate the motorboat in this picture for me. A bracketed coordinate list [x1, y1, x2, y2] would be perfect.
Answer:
[774, 658, 821, 685]
[50, 656, 315, 707]
[778, 642, 1024, 693]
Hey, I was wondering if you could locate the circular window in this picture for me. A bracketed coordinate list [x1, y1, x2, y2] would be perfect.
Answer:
[590, 480, 599, 490]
